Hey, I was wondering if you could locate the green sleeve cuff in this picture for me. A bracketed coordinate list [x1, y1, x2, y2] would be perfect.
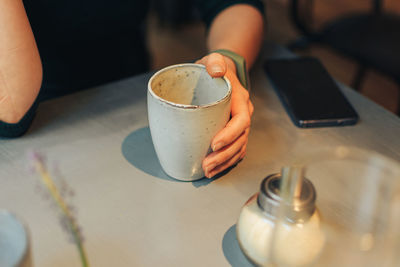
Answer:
[0, 99, 39, 138]
[211, 49, 250, 90]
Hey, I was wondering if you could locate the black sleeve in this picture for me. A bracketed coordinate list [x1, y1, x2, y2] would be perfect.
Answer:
[196, 0, 265, 29]
[0, 99, 39, 138]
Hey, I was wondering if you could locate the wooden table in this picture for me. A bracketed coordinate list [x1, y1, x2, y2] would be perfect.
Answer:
[1, 43, 400, 267]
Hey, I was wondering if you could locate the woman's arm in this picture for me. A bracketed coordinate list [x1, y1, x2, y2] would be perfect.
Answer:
[207, 4, 264, 69]
[0, 0, 42, 124]
[199, 4, 264, 178]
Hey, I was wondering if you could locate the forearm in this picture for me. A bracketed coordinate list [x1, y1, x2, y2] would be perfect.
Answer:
[0, 0, 42, 123]
[198, 3, 263, 177]
[207, 4, 264, 69]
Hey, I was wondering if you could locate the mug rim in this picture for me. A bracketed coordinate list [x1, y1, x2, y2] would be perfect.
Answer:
[148, 63, 232, 109]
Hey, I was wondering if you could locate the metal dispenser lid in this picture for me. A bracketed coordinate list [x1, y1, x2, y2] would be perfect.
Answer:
[257, 173, 316, 223]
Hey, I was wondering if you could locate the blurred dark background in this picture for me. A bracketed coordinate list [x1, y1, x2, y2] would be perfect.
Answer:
[147, 0, 400, 115]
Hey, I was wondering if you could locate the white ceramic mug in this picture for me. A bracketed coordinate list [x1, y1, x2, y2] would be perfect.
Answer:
[0, 210, 32, 267]
[147, 63, 232, 181]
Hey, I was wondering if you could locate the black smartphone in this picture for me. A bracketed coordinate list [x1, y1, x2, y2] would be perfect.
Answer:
[264, 57, 359, 128]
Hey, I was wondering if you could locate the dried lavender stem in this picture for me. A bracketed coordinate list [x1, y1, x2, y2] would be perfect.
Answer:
[34, 159, 89, 267]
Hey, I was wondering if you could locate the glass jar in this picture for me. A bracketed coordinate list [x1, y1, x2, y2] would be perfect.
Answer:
[236, 173, 325, 267]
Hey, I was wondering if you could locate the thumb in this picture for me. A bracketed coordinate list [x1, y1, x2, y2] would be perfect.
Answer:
[206, 52, 227, 78]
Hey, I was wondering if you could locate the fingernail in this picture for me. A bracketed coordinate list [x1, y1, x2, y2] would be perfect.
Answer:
[211, 65, 223, 75]
[212, 142, 223, 152]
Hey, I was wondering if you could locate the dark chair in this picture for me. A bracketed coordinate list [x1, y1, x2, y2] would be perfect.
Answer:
[288, 0, 400, 115]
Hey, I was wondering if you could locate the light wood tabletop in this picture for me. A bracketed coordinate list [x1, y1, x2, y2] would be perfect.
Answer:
[1, 43, 400, 267]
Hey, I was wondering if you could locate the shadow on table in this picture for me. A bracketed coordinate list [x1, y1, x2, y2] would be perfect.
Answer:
[122, 127, 176, 182]
[122, 127, 224, 186]
[222, 224, 255, 267]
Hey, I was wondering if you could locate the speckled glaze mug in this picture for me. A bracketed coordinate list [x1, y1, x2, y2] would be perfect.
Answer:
[147, 63, 231, 181]
[0, 210, 32, 267]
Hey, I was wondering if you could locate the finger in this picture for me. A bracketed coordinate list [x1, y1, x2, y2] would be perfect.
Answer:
[211, 106, 250, 152]
[211, 85, 250, 151]
[195, 56, 207, 65]
[239, 144, 247, 160]
[203, 128, 249, 173]
[249, 100, 254, 117]
[205, 53, 226, 77]
[206, 145, 247, 178]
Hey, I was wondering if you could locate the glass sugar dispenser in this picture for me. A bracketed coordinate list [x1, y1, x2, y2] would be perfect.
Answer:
[236, 166, 325, 267]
